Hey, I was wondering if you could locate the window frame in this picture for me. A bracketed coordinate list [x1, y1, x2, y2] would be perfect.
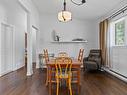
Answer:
[110, 17, 127, 47]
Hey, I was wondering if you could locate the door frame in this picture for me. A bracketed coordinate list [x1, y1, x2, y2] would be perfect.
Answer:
[18, 0, 34, 76]
[32, 25, 39, 69]
[18, 0, 40, 76]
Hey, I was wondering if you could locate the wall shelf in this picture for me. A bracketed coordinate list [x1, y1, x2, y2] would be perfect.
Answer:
[51, 40, 88, 43]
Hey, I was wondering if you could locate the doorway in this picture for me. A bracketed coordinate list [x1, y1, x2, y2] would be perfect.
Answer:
[32, 26, 38, 67]
[1, 23, 14, 76]
[25, 33, 27, 66]
[18, 0, 39, 76]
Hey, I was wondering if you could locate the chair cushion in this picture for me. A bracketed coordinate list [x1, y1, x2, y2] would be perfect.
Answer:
[85, 61, 96, 65]
[88, 57, 95, 61]
[88, 52, 100, 61]
[85, 61, 98, 70]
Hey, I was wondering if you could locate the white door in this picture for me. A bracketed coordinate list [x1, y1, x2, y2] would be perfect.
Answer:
[1, 23, 13, 75]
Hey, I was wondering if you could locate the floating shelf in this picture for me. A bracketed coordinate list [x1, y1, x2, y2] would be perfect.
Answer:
[51, 40, 88, 43]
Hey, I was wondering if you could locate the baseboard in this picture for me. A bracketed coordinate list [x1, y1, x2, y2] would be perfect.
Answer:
[0, 70, 13, 77]
[13, 62, 25, 71]
[16, 64, 25, 70]
[102, 67, 127, 83]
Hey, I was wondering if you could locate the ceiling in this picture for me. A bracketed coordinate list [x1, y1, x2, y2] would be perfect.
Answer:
[32, 0, 125, 20]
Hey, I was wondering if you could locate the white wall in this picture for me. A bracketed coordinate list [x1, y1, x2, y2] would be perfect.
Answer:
[18, 0, 39, 28]
[39, 14, 99, 58]
[0, 0, 27, 76]
[0, 3, 7, 22]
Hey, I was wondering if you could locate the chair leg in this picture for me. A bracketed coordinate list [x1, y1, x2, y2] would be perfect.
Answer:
[77, 79, 80, 95]
[68, 79, 72, 95]
[56, 79, 59, 95]
[49, 69, 52, 95]
[66, 79, 68, 87]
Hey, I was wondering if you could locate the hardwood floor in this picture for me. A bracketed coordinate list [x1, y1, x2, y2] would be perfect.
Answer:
[0, 67, 127, 95]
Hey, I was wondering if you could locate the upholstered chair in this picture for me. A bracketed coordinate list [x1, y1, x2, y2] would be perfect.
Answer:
[83, 49, 102, 71]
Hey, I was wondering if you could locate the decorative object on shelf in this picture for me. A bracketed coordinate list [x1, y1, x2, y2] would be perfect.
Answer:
[58, 0, 86, 22]
[52, 30, 56, 41]
[51, 40, 87, 43]
[55, 35, 60, 41]
[51, 30, 60, 41]
[72, 38, 86, 41]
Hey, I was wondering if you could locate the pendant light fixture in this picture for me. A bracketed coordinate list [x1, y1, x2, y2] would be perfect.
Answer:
[58, 0, 72, 22]
[58, 0, 86, 22]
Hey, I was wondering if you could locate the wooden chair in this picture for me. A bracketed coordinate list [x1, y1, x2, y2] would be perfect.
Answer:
[44, 49, 49, 63]
[43, 49, 50, 86]
[54, 57, 73, 95]
[72, 49, 84, 94]
[78, 49, 84, 63]
[58, 52, 68, 57]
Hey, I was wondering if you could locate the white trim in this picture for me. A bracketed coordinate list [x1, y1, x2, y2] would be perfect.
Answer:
[11, 25, 16, 71]
[110, 17, 126, 47]
[0, 70, 13, 77]
[102, 67, 127, 83]
[0, 21, 2, 76]
[32, 26, 40, 69]
[18, 0, 33, 76]
[2, 23, 15, 71]
[18, 0, 40, 75]
[0, 22, 15, 76]
[27, 13, 33, 76]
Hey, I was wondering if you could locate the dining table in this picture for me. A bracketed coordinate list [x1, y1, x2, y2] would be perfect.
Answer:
[47, 57, 82, 95]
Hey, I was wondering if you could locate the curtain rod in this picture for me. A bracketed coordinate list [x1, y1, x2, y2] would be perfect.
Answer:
[108, 5, 127, 19]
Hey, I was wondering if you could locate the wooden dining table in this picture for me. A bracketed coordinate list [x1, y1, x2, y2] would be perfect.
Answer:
[47, 58, 82, 95]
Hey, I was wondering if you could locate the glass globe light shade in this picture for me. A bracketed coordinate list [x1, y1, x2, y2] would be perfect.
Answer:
[58, 11, 72, 22]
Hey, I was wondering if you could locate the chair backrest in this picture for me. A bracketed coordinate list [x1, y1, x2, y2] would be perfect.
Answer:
[55, 57, 72, 76]
[78, 49, 84, 62]
[88, 49, 101, 61]
[58, 52, 68, 57]
[43, 49, 49, 64]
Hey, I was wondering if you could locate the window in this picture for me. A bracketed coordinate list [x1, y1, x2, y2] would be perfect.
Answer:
[115, 20, 125, 45]
[110, 17, 126, 46]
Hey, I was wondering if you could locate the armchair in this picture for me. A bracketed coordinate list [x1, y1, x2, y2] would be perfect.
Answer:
[83, 49, 102, 71]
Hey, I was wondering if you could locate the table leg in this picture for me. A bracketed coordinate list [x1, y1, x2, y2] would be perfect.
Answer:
[78, 68, 81, 95]
[46, 68, 49, 86]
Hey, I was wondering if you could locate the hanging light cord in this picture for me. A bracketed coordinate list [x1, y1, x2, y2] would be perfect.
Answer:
[62, 0, 66, 21]
[71, 0, 86, 6]
[64, 0, 66, 11]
